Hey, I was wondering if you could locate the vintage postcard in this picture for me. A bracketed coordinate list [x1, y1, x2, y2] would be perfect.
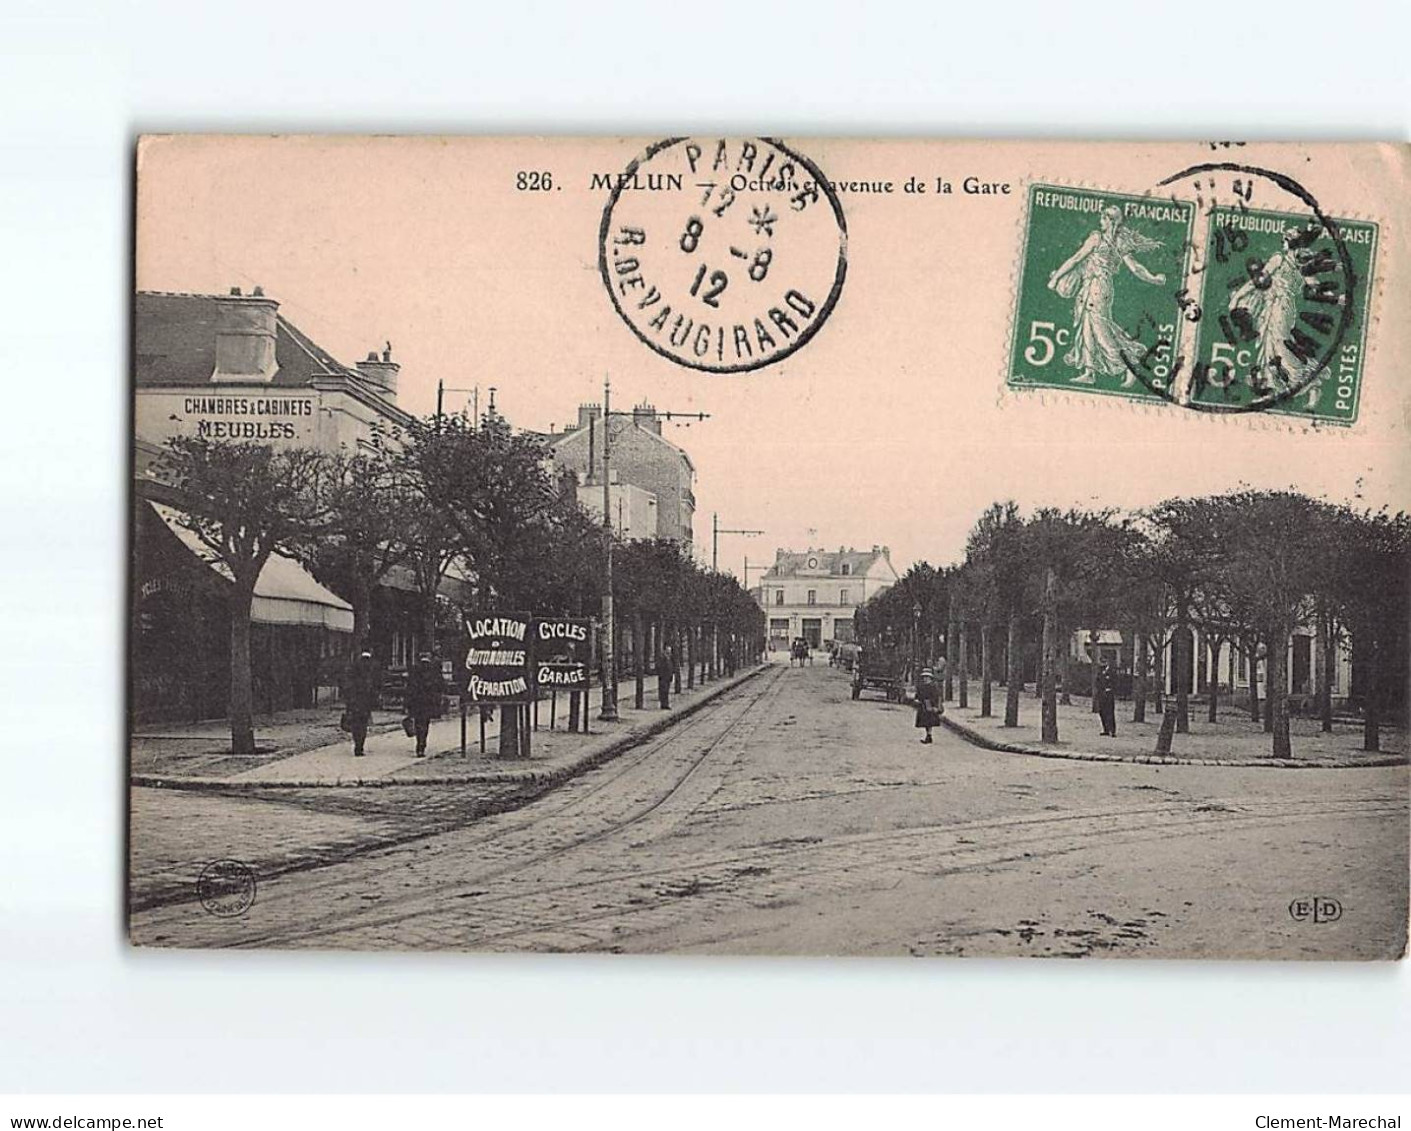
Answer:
[129, 137, 1409, 958]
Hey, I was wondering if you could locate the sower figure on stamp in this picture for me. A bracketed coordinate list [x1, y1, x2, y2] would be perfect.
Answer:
[342, 650, 382, 757]
[914, 667, 943, 745]
[1047, 205, 1166, 386]
[405, 652, 447, 757]
[1095, 661, 1118, 737]
[656, 645, 674, 710]
[1229, 229, 1315, 401]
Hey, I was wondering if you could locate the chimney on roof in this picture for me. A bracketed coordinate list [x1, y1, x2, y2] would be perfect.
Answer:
[578, 403, 603, 431]
[212, 285, 279, 384]
[356, 342, 400, 404]
[633, 401, 662, 435]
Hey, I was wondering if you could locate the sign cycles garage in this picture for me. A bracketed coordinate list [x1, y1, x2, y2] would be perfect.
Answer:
[463, 614, 590, 703]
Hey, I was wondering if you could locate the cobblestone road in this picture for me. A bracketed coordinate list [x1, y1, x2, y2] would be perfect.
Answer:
[130, 663, 1409, 958]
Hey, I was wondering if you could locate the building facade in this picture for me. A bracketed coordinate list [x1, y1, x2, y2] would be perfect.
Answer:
[544, 403, 695, 544]
[572, 471, 660, 541]
[132, 287, 444, 722]
[757, 547, 900, 650]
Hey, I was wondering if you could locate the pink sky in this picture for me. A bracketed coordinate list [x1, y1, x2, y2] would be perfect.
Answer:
[136, 137, 1411, 580]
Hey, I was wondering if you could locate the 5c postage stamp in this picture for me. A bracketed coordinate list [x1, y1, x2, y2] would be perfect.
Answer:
[1009, 173, 1379, 424]
[1009, 185, 1196, 402]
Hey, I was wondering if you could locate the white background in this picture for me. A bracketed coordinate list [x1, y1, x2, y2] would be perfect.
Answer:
[1, 0, 1408, 1095]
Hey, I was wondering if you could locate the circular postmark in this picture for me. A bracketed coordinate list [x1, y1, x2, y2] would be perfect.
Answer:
[1121, 163, 1361, 415]
[598, 137, 848, 373]
[196, 859, 256, 918]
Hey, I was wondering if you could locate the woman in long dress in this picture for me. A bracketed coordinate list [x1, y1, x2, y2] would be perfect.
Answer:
[1047, 205, 1167, 385]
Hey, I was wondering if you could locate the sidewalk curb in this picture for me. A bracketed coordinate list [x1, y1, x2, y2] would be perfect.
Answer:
[131, 665, 771, 792]
[939, 715, 1408, 769]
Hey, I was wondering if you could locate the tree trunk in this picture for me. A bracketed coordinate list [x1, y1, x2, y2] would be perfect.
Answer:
[1317, 612, 1334, 734]
[1247, 637, 1261, 722]
[1268, 627, 1291, 757]
[1154, 707, 1176, 755]
[1207, 638, 1222, 724]
[1263, 642, 1275, 733]
[1004, 612, 1022, 728]
[498, 703, 519, 757]
[421, 589, 438, 656]
[1040, 568, 1059, 743]
[1362, 639, 1381, 752]
[686, 624, 696, 689]
[957, 623, 969, 709]
[1132, 631, 1148, 724]
[633, 613, 645, 709]
[1153, 636, 1166, 714]
[350, 577, 373, 656]
[1058, 625, 1072, 706]
[1175, 612, 1190, 734]
[980, 622, 993, 718]
[228, 576, 258, 756]
[944, 614, 957, 700]
[1088, 627, 1101, 710]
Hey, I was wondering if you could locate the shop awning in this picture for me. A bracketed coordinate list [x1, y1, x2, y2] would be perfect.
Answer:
[150, 502, 354, 632]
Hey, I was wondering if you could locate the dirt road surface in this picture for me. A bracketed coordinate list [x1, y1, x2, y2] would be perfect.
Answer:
[130, 663, 1408, 957]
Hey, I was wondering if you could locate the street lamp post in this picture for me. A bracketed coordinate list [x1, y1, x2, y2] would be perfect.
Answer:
[596, 378, 709, 722]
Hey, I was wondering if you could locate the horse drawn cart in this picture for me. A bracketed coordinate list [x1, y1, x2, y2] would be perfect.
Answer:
[850, 641, 911, 703]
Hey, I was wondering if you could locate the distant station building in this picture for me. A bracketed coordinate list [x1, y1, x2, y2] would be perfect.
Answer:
[757, 547, 899, 651]
[131, 287, 450, 723]
[541, 402, 696, 544]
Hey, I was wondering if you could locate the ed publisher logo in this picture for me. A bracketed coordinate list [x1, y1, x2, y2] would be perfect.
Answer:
[1288, 896, 1343, 924]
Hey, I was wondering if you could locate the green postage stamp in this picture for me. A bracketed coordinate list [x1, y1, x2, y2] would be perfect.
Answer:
[1009, 178, 1379, 424]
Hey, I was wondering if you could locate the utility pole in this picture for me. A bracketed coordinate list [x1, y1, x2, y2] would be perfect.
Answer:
[712, 512, 764, 573]
[600, 378, 617, 720]
[596, 378, 709, 721]
[436, 379, 479, 427]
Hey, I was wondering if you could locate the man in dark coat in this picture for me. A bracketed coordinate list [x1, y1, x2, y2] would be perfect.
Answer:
[1095, 661, 1118, 736]
[342, 650, 382, 757]
[405, 653, 447, 756]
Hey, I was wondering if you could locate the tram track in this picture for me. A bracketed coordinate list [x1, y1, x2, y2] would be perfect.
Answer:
[193, 665, 789, 949]
[232, 791, 1401, 950]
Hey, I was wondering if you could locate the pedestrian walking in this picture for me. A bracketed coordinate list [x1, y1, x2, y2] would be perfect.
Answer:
[914, 667, 943, 744]
[1095, 661, 1118, 737]
[404, 652, 447, 757]
[342, 650, 382, 757]
[655, 646, 674, 710]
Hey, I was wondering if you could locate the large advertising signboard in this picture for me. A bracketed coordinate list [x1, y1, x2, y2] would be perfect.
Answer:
[464, 614, 592, 702]
[463, 613, 533, 703]
[532, 617, 590, 690]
